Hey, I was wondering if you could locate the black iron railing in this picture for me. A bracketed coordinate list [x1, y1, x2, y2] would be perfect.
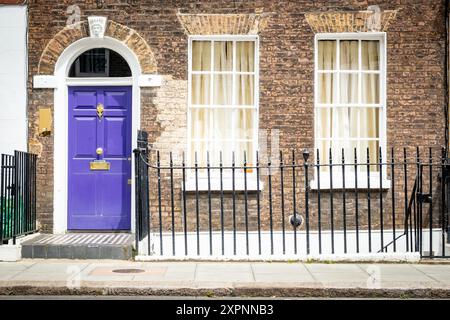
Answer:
[0, 151, 38, 244]
[134, 131, 450, 259]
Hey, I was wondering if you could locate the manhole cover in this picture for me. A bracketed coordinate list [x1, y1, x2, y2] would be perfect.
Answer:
[112, 268, 145, 274]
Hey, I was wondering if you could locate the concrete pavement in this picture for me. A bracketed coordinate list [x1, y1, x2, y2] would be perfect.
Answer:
[0, 260, 450, 298]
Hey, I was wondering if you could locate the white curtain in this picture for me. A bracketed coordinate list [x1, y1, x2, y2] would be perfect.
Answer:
[360, 40, 380, 167]
[317, 40, 337, 166]
[235, 42, 255, 166]
[317, 40, 380, 168]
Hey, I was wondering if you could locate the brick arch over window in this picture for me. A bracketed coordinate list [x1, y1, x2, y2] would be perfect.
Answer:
[37, 20, 157, 75]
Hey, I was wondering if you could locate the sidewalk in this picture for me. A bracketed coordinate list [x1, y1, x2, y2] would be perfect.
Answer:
[0, 260, 450, 298]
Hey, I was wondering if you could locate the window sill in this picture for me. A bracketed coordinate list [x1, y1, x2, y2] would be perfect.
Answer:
[184, 178, 264, 192]
[310, 178, 391, 190]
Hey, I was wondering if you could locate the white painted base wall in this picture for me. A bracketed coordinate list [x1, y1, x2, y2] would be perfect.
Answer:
[0, 233, 40, 262]
[0, 6, 27, 156]
[136, 228, 444, 261]
[0, 245, 21, 262]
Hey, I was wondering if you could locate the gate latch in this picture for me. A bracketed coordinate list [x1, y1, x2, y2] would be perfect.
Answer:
[417, 193, 432, 203]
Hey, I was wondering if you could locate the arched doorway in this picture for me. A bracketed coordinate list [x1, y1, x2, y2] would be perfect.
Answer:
[50, 36, 143, 234]
[67, 48, 132, 231]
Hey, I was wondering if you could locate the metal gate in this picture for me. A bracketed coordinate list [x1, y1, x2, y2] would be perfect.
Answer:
[416, 156, 450, 258]
[0, 151, 38, 244]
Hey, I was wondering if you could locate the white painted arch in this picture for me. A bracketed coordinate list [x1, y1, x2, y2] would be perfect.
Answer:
[51, 36, 143, 234]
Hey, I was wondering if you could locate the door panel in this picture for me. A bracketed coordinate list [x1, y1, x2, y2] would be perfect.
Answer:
[68, 86, 132, 230]
[73, 90, 97, 109]
[104, 117, 127, 157]
[74, 117, 97, 157]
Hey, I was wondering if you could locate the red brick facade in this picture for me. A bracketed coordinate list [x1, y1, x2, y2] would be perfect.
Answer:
[26, 1, 447, 233]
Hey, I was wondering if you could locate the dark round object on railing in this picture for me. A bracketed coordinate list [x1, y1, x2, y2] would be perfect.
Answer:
[289, 213, 303, 228]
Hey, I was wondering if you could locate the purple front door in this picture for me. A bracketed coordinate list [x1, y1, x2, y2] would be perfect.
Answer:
[68, 86, 132, 230]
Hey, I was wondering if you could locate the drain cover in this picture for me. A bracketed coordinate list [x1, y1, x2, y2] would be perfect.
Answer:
[112, 268, 145, 274]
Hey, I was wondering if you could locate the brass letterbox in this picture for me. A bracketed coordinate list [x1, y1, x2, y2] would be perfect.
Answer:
[90, 160, 110, 171]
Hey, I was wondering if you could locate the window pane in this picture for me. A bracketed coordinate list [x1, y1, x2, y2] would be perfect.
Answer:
[361, 74, 379, 104]
[190, 108, 210, 140]
[192, 41, 211, 71]
[235, 141, 254, 167]
[191, 141, 208, 167]
[359, 140, 380, 172]
[191, 74, 211, 105]
[349, 108, 360, 139]
[330, 140, 358, 165]
[211, 141, 233, 166]
[212, 108, 231, 141]
[189, 39, 257, 167]
[213, 74, 232, 105]
[318, 40, 336, 70]
[317, 140, 330, 172]
[339, 73, 359, 103]
[236, 41, 255, 72]
[235, 109, 254, 140]
[79, 48, 108, 74]
[318, 73, 337, 104]
[316, 107, 331, 139]
[330, 107, 350, 139]
[357, 107, 379, 139]
[214, 41, 233, 71]
[362, 40, 380, 70]
[340, 40, 359, 70]
[235, 75, 254, 105]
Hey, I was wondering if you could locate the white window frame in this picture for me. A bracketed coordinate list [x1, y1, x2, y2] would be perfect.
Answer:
[312, 32, 390, 189]
[186, 35, 260, 191]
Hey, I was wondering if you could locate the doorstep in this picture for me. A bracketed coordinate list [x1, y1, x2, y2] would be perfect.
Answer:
[21, 233, 134, 260]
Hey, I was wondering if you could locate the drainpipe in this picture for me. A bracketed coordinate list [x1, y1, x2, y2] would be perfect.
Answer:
[445, 0, 449, 155]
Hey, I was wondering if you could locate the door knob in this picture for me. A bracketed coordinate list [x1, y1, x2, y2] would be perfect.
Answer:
[96, 147, 103, 155]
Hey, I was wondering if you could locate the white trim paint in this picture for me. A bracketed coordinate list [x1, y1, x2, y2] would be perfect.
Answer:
[137, 228, 441, 261]
[39, 36, 147, 234]
[312, 32, 388, 190]
[0, 6, 28, 156]
[135, 252, 421, 262]
[186, 35, 260, 181]
[35, 75, 161, 88]
[34, 75, 58, 88]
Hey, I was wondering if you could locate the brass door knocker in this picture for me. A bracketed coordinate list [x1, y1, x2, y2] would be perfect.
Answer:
[96, 103, 104, 119]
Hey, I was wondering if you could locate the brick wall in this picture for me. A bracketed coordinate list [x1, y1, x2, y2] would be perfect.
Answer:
[26, 0, 447, 233]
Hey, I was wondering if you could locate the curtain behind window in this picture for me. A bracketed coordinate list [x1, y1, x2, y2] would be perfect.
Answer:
[191, 40, 255, 167]
[317, 39, 380, 167]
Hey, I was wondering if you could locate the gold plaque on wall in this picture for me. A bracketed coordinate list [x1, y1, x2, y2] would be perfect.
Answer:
[39, 108, 52, 136]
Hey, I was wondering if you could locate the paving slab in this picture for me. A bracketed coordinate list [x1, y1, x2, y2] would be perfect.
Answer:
[412, 264, 450, 274]
[24, 262, 89, 274]
[0, 261, 35, 272]
[312, 272, 373, 283]
[0, 271, 23, 281]
[0, 261, 449, 298]
[305, 263, 366, 274]
[196, 263, 252, 273]
[251, 263, 308, 274]
[10, 273, 76, 282]
[195, 271, 254, 282]
[358, 263, 425, 274]
[253, 273, 315, 282]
